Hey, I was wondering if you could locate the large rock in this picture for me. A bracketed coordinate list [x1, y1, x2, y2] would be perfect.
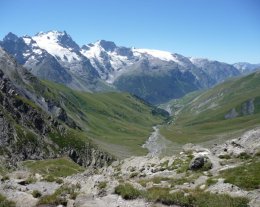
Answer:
[189, 156, 212, 170]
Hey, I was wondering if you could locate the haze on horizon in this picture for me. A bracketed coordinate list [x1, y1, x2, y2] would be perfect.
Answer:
[0, 0, 259, 64]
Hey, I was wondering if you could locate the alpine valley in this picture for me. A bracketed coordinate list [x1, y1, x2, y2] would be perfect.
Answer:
[0, 31, 260, 207]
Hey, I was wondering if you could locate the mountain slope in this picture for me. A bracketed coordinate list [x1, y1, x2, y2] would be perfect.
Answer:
[113, 59, 201, 104]
[42, 81, 167, 157]
[161, 71, 260, 146]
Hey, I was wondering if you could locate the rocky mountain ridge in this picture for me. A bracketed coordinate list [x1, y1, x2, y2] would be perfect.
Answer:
[2, 30, 258, 104]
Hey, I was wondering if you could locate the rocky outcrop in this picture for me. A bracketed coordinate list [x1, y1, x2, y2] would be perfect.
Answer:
[241, 99, 254, 116]
[0, 70, 58, 166]
[225, 99, 255, 119]
[68, 145, 114, 168]
[212, 127, 260, 157]
[225, 108, 239, 119]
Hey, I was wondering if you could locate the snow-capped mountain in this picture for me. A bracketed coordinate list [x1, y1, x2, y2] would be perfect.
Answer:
[80, 40, 136, 83]
[32, 31, 80, 63]
[31, 31, 99, 81]
[0, 31, 104, 91]
[0, 30, 248, 103]
[80, 40, 197, 83]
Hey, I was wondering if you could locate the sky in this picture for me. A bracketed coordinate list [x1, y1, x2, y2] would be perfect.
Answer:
[0, 0, 259, 63]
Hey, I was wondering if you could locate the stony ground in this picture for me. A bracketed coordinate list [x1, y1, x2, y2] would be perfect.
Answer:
[0, 128, 260, 207]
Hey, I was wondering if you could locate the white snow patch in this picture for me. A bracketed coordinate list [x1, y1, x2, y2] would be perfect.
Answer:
[33, 49, 42, 55]
[133, 48, 178, 62]
[23, 37, 32, 45]
[23, 52, 30, 57]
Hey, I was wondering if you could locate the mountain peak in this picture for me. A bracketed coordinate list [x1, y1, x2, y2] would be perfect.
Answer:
[32, 30, 80, 54]
[3, 32, 19, 42]
[36, 30, 67, 37]
[97, 40, 117, 51]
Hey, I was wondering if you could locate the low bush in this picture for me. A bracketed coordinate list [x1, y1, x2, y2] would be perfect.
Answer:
[219, 154, 231, 159]
[32, 190, 42, 198]
[97, 181, 107, 189]
[115, 183, 142, 200]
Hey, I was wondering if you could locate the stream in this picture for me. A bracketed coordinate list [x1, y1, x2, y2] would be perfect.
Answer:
[142, 126, 172, 157]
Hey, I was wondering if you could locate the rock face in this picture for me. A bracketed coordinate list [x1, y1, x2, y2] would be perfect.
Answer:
[225, 99, 255, 119]
[225, 108, 239, 119]
[68, 147, 114, 168]
[241, 99, 254, 115]
[0, 68, 56, 166]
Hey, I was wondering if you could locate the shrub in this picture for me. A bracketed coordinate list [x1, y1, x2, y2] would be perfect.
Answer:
[129, 172, 139, 178]
[219, 154, 231, 159]
[43, 175, 56, 182]
[32, 190, 42, 198]
[115, 183, 142, 200]
[1, 175, 9, 182]
[97, 181, 107, 189]
[238, 152, 251, 160]
[55, 178, 63, 184]
[25, 176, 37, 184]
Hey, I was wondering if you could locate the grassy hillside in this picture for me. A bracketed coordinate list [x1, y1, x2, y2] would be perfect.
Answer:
[161, 71, 260, 147]
[42, 81, 167, 158]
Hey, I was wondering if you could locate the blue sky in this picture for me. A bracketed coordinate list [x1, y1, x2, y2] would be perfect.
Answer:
[1, 0, 259, 63]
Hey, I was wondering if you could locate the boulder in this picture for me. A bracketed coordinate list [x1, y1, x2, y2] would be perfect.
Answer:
[189, 156, 205, 170]
[189, 156, 212, 170]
